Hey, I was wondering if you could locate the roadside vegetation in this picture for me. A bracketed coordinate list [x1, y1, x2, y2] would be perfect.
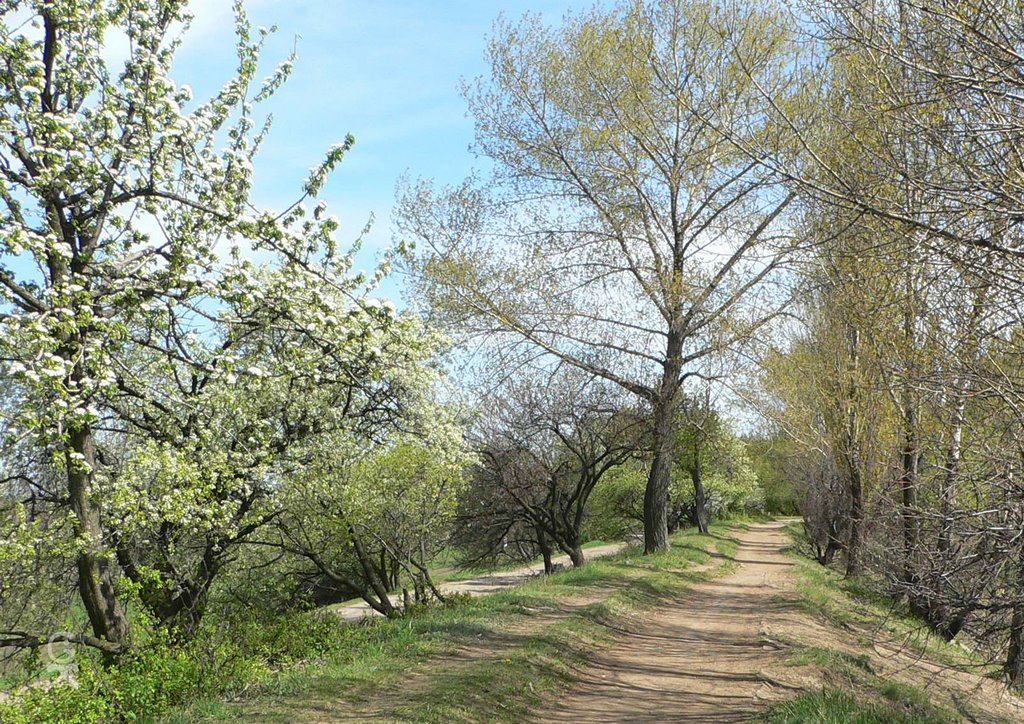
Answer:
[763, 524, 1016, 723]
[166, 525, 738, 723]
[3, 0, 1024, 721]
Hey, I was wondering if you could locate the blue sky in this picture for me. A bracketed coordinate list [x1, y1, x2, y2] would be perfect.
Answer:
[173, 1, 583, 300]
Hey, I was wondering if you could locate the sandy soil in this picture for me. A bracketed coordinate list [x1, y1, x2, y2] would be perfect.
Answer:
[539, 521, 807, 722]
[333, 542, 627, 623]
[538, 520, 1024, 723]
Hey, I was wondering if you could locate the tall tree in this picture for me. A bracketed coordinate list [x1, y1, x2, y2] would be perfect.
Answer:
[398, 0, 800, 552]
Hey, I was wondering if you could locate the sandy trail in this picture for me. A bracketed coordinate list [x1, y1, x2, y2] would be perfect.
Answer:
[540, 520, 801, 723]
[333, 542, 627, 622]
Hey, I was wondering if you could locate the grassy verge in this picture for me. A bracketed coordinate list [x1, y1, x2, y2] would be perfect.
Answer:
[765, 686, 952, 724]
[761, 523, 987, 723]
[433, 538, 620, 584]
[164, 524, 739, 723]
[778, 522, 989, 672]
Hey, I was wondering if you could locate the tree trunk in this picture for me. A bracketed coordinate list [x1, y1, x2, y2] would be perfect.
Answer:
[898, 275, 921, 594]
[644, 323, 684, 554]
[349, 526, 398, 617]
[899, 400, 923, 612]
[938, 389, 966, 557]
[567, 541, 585, 568]
[645, 392, 680, 553]
[843, 325, 864, 579]
[1006, 588, 1024, 687]
[690, 456, 709, 535]
[67, 423, 131, 654]
[536, 526, 555, 574]
[845, 462, 864, 578]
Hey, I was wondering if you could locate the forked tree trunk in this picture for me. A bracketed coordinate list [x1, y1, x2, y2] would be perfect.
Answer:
[348, 526, 398, 617]
[536, 526, 555, 574]
[67, 422, 131, 654]
[567, 541, 585, 568]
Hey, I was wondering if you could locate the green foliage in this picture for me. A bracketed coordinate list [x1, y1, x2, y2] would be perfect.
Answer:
[0, 609, 350, 724]
[673, 419, 765, 517]
[745, 435, 802, 515]
[582, 460, 646, 541]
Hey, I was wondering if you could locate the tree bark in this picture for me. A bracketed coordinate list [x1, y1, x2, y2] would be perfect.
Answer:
[567, 541, 585, 568]
[644, 331, 683, 553]
[844, 325, 864, 578]
[536, 526, 555, 574]
[690, 455, 710, 535]
[845, 461, 864, 577]
[938, 387, 967, 556]
[349, 526, 398, 617]
[899, 400, 922, 602]
[67, 422, 131, 654]
[1006, 556, 1024, 687]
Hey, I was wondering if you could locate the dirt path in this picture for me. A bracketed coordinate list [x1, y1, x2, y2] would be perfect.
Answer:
[539, 520, 806, 723]
[333, 542, 627, 623]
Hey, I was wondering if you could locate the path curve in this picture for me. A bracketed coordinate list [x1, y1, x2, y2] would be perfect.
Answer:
[539, 521, 797, 723]
[333, 542, 627, 622]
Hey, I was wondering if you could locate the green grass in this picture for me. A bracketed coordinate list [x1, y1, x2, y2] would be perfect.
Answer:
[162, 524, 738, 723]
[432, 538, 619, 584]
[778, 522, 989, 672]
[761, 523, 980, 723]
[765, 687, 943, 723]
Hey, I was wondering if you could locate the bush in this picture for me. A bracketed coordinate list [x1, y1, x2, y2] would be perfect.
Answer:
[0, 609, 351, 723]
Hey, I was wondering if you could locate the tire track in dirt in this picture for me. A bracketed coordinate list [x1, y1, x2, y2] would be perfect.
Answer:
[538, 521, 808, 723]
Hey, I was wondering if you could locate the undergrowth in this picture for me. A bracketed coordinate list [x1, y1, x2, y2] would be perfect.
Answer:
[164, 525, 737, 723]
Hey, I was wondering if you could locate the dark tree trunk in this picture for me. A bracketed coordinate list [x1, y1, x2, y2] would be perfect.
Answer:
[536, 526, 555, 574]
[814, 519, 844, 566]
[938, 390, 967, 557]
[1007, 598, 1024, 688]
[900, 400, 930, 620]
[1006, 547, 1024, 687]
[67, 423, 131, 654]
[569, 546, 584, 568]
[645, 391, 680, 553]
[690, 456, 709, 535]
[843, 325, 864, 579]
[643, 448, 671, 554]
[899, 405, 920, 587]
[644, 324, 683, 554]
[567, 541, 585, 568]
[845, 463, 863, 578]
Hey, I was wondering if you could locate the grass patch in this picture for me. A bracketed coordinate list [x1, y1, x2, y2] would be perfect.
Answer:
[780, 524, 985, 672]
[433, 538, 620, 584]
[763, 523, 985, 723]
[769, 643, 958, 723]
[765, 687, 944, 724]
[163, 524, 738, 723]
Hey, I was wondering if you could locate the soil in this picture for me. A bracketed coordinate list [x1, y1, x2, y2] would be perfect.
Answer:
[537, 520, 1024, 723]
[539, 521, 809, 722]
